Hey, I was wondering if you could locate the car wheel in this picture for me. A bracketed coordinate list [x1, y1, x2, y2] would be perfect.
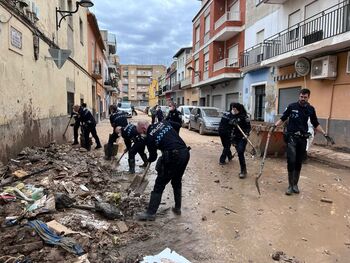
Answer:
[188, 122, 193, 131]
[199, 123, 205, 135]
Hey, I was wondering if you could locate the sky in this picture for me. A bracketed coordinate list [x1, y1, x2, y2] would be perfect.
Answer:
[91, 0, 201, 66]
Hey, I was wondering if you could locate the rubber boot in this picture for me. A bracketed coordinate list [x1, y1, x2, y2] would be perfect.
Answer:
[105, 144, 113, 160]
[172, 188, 182, 215]
[239, 167, 247, 179]
[128, 159, 135, 174]
[139, 153, 148, 168]
[285, 171, 294, 195]
[292, 170, 300, 194]
[136, 192, 162, 221]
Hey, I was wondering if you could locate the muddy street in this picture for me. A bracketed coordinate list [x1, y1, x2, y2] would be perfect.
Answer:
[100, 112, 350, 263]
[0, 112, 349, 263]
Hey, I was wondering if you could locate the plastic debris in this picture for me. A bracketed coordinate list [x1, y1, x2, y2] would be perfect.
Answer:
[141, 248, 191, 263]
[27, 220, 85, 256]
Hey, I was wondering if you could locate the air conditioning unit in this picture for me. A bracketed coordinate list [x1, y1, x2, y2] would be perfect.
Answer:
[346, 52, 350, 74]
[310, 55, 337, 79]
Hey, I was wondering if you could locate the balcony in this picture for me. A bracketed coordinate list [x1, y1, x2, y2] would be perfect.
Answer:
[214, 11, 241, 30]
[213, 58, 239, 72]
[137, 79, 151, 85]
[203, 71, 209, 80]
[172, 81, 181, 91]
[204, 32, 210, 44]
[123, 72, 129, 77]
[181, 77, 192, 88]
[92, 61, 102, 80]
[241, 1, 350, 68]
[108, 33, 116, 54]
[137, 70, 152, 77]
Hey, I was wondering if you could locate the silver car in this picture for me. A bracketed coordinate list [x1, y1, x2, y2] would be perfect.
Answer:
[119, 102, 132, 118]
[178, 105, 193, 128]
[188, 107, 221, 135]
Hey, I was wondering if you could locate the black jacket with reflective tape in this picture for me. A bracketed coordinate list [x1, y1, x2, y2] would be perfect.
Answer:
[146, 121, 187, 162]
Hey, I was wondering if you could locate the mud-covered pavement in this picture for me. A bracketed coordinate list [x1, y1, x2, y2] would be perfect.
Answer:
[108, 113, 350, 263]
[0, 112, 349, 262]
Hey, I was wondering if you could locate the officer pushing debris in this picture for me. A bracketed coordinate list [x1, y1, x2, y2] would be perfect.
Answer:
[135, 120, 190, 221]
[272, 88, 334, 195]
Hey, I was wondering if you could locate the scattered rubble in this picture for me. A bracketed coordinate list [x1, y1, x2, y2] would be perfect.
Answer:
[320, 198, 333, 204]
[271, 251, 303, 262]
[0, 143, 150, 262]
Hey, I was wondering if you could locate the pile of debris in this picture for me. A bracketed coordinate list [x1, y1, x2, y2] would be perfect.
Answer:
[0, 143, 149, 263]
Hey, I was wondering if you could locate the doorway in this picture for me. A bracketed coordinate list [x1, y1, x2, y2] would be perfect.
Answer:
[254, 85, 266, 121]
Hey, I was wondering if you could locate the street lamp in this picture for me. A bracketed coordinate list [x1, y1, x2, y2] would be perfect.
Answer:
[56, 0, 94, 30]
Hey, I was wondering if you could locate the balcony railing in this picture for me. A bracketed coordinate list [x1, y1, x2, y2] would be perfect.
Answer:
[194, 75, 200, 84]
[214, 11, 240, 30]
[181, 77, 191, 88]
[241, 1, 350, 68]
[213, 58, 239, 71]
[92, 61, 102, 79]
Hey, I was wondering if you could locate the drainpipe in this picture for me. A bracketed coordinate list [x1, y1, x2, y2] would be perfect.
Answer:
[326, 84, 335, 134]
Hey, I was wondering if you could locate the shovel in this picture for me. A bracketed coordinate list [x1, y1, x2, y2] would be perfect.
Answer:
[235, 124, 259, 156]
[113, 149, 128, 166]
[128, 163, 151, 195]
[63, 116, 73, 139]
[255, 129, 272, 195]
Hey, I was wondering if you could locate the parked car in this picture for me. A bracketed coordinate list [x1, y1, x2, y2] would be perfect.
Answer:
[160, 106, 169, 116]
[118, 102, 132, 118]
[188, 107, 222, 135]
[178, 105, 194, 128]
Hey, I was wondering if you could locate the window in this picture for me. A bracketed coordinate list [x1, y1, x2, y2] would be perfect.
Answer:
[229, 0, 240, 21]
[256, 29, 264, 44]
[67, 92, 74, 115]
[228, 44, 238, 66]
[79, 18, 83, 45]
[195, 59, 199, 71]
[305, 1, 320, 19]
[204, 52, 209, 71]
[195, 26, 200, 43]
[278, 87, 300, 114]
[288, 10, 301, 42]
[131, 79, 135, 83]
[205, 14, 210, 33]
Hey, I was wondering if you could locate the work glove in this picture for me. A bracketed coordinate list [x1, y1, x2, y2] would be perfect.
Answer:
[324, 134, 335, 145]
[269, 124, 277, 133]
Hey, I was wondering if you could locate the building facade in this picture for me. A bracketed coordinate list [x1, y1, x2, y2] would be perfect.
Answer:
[100, 30, 120, 111]
[191, 0, 246, 111]
[120, 64, 166, 106]
[87, 12, 106, 123]
[0, 0, 94, 162]
[241, 0, 350, 148]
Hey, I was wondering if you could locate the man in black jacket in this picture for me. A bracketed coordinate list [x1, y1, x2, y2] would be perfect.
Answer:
[166, 102, 182, 133]
[116, 123, 148, 173]
[230, 103, 251, 179]
[135, 120, 190, 221]
[73, 105, 101, 151]
[106, 105, 128, 160]
[272, 89, 334, 195]
[218, 105, 235, 164]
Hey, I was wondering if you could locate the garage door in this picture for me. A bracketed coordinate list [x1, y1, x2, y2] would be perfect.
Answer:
[278, 87, 300, 114]
[212, 95, 222, 109]
[226, 93, 239, 111]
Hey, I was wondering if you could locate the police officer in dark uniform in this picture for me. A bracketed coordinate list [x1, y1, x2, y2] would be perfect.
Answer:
[230, 103, 251, 179]
[73, 105, 102, 151]
[116, 123, 148, 174]
[218, 104, 235, 164]
[71, 103, 87, 145]
[155, 106, 164, 123]
[106, 105, 128, 160]
[166, 102, 182, 133]
[135, 120, 190, 221]
[272, 88, 334, 195]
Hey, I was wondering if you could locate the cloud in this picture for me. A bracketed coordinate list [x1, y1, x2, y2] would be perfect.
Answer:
[91, 0, 200, 65]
